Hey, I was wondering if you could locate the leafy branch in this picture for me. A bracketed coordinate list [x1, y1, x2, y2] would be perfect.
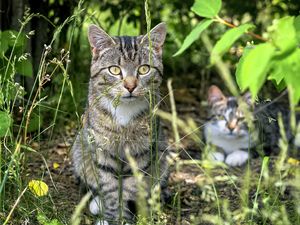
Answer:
[174, 0, 300, 111]
[215, 15, 267, 42]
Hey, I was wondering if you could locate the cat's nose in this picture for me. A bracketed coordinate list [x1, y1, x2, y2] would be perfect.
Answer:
[123, 76, 137, 93]
[227, 120, 237, 131]
[125, 85, 136, 93]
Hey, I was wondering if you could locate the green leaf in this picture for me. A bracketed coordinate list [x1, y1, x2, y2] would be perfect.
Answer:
[2, 30, 26, 48]
[270, 16, 297, 57]
[271, 79, 286, 92]
[294, 15, 300, 43]
[173, 19, 213, 56]
[236, 43, 275, 97]
[235, 45, 253, 90]
[268, 60, 285, 85]
[37, 211, 64, 225]
[191, 0, 222, 18]
[211, 23, 255, 64]
[268, 55, 287, 92]
[0, 111, 12, 137]
[281, 49, 300, 105]
[0, 32, 9, 57]
[16, 59, 33, 77]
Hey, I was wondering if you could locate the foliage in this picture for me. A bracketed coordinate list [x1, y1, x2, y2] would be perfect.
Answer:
[191, 0, 221, 18]
[210, 23, 254, 64]
[0, 30, 33, 78]
[173, 19, 213, 57]
[0, 111, 12, 137]
[175, 0, 300, 106]
[37, 211, 63, 225]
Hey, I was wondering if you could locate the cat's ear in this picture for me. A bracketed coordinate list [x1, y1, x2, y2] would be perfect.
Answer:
[243, 91, 252, 105]
[140, 22, 167, 52]
[88, 24, 116, 54]
[208, 85, 226, 105]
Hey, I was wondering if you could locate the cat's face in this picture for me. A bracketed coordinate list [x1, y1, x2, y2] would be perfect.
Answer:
[207, 85, 252, 137]
[88, 23, 166, 103]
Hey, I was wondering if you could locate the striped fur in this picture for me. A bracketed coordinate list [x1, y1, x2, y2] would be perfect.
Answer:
[72, 23, 168, 224]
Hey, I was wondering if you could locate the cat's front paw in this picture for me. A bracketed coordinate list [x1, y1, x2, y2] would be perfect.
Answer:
[95, 220, 131, 225]
[225, 150, 248, 167]
[89, 195, 102, 215]
[209, 152, 225, 162]
[95, 220, 109, 225]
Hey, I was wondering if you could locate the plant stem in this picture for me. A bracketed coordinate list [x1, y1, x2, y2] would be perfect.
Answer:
[3, 186, 28, 225]
[167, 79, 181, 224]
[215, 16, 268, 42]
[250, 157, 269, 223]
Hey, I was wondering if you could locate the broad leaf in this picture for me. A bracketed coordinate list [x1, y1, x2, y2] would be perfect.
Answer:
[0, 32, 9, 57]
[1, 30, 26, 47]
[235, 45, 253, 90]
[270, 16, 297, 57]
[36, 212, 49, 225]
[173, 19, 213, 56]
[211, 23, 255, 64]
[236, 43, 275, 97]
[281, 49, 300, 105]
[16, 59, 33, 77]
[271, 79, 286, 92]
[294, 15, 300, 43]
[37, 211, 63, 225]
[191, 0, 222, 18]
[0, 111, 12, 137]
[268, 60, 285, 85]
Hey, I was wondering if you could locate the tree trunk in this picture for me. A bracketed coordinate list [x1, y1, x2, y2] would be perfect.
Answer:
[11, 0, 24, 30]
[0, 0, 12, 30]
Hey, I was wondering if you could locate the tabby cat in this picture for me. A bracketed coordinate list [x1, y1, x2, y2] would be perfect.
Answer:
[72, 23, 168, 225]
[204, 85, 299, 167]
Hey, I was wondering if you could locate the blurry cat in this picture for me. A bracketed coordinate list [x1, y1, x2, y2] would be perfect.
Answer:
[204, 85, 299, 167]
[204, 85, 254, 166]
[72, 23, 168, 224]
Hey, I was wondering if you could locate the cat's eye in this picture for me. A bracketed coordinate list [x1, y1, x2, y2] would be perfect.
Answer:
[138, 65, 150, 75]
[109, 66, 122, 75]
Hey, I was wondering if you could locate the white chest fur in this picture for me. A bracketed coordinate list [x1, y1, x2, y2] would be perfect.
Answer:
[101, 97, 148, 126]
[204, 120, 254, 154]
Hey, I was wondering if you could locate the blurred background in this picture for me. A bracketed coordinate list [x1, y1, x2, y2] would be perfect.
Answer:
[1, 0, 300, 130]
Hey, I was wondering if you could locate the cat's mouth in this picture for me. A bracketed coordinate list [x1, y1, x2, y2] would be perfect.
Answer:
[121, 94, 139, 101]
[122, 94, 137, 99]
[226, 131, 245, 138]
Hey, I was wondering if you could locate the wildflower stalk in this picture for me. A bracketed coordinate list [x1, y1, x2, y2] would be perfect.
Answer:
[167, 79, 181, 224]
